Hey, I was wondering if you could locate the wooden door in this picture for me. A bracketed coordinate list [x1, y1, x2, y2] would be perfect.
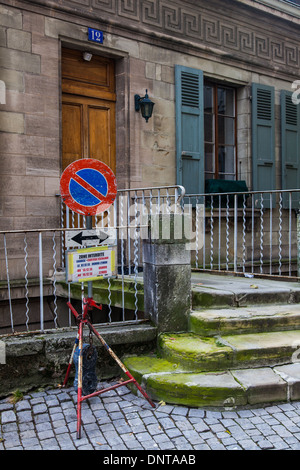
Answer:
[61, 48, 116, 173]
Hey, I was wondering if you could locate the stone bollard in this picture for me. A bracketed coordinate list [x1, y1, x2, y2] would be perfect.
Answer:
[143, 213, 191, 333]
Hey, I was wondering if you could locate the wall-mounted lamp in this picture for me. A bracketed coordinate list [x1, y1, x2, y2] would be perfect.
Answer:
[134, 89, 155, 123]
[83, 51, 93, 62]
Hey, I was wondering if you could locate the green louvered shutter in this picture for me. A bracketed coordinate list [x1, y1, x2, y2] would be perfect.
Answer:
[175, 65, 204, 195]
[252, 83, 275, 207]
[281, 90, 300, 209]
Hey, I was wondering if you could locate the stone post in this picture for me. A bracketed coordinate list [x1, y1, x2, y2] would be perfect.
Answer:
[143, 213, 191, 333]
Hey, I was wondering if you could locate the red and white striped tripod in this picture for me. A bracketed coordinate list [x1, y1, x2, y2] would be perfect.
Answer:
[62, 295, 155, 439]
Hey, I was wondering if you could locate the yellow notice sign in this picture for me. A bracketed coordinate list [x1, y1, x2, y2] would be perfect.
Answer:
[66, 245, 116, 283]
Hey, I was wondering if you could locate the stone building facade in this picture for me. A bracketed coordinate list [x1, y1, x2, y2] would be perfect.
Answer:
[0, 0, 299, 233]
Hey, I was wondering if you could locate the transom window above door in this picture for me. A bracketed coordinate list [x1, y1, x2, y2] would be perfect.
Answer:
[204, 83, 237, 180]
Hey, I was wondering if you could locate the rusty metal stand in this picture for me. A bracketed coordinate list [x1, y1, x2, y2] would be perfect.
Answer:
[62, 296, 156, 439]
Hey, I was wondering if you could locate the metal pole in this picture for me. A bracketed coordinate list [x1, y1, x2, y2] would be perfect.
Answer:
[39, 232, 44, 332]
[86, 215, 93, 299]
[77, 319, 83, 439]
[234, 194, 238, 272]
[3, 234, 14, 334]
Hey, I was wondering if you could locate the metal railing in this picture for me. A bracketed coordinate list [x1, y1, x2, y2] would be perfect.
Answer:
[0, 186, 185, 336]
[3, 184, 298, 336]
[184, 188, 300, 279]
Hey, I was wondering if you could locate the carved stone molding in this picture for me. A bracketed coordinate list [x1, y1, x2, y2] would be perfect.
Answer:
[10, 0, 300, 72]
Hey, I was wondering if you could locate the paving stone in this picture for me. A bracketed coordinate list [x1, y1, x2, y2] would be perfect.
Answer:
[17, 411, 33, 423]
[2, 379, 300, 450]
[193, 420, 210, 433]
[30, 397, 45, 405]
[158, 416, 175, 429]
[44, 397, 59, 407]
[1, 410, 16, 424]
[257, 439, 274, 449]
[40, 438, 60, 450]
[20, 429, 36, 440]
[21, 437, 40, 448]
[33, 404, 48, 415]
[221, 437, 238, 447]
[136, 431, 153, 442]
[188, 408, 205, 418]
[4, 438, 22, 449]
[34, 413, 50, 424]
[172, 406, 189, 416]
[182, 429, 205, 445]
[15, 400, 31, 411]
[159, 440, 176, 450]
[147, 423, 164, 436]
[194, 443, 211, 450]
[272, 424, 293, 438]
[141, 440, 159, 449]
[206, 438, 226, 450]
[38, 429, 55, 440]
[0, 403, 13, 412]
[172, 436, 193, 450]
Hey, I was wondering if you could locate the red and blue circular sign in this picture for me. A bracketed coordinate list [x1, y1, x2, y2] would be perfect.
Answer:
[60, 159, 117, 215]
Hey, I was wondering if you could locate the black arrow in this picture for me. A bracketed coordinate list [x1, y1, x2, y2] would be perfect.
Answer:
[71, 231, 109, 245]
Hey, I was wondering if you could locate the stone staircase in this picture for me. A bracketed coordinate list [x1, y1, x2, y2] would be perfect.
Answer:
[123, 273, 300, 408]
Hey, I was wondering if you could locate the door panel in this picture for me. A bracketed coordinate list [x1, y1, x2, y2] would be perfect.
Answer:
[61, 48, 116, 173]
[62, 47, 115, 101]
[62, 96, 116, 172]
[62, 102, 83, 171]
[88, 105, 115, 171]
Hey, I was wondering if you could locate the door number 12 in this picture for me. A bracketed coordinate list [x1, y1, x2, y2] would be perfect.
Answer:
[88, 28, 103, 44]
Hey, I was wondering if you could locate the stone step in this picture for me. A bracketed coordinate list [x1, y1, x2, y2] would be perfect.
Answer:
[157, 330, 300, 372]
[123, 355, 300, 407]
[191, 274, 300, 309]
[189, 304, 300, 336]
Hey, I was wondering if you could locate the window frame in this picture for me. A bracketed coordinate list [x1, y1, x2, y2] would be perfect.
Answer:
[204, 81, 238, 181]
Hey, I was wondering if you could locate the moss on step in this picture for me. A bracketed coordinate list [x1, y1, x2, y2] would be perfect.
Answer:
[57, 278, 144, 311]
[158, 333, 233, 372]
[192, 290, 234, 309]
[189, 305, 300, 337]
[123, 355, 246, 407]
[222, 329, 300, 366]
[146, 371, 247, 407]
[123, 355, 182, 383]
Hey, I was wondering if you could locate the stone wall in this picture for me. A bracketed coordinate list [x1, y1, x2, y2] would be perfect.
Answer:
[0, 1, 298, 232]
[0, 5, 61, 232]
[0, 323, 157, 397]
[0, 1, 298, 287]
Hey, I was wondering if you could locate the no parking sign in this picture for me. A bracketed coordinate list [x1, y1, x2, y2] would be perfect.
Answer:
[60, 159, 117, 215]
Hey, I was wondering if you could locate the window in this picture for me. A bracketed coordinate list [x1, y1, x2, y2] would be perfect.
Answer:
[204, 83, 237, 180]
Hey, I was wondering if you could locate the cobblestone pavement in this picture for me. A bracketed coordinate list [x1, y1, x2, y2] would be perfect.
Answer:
[1, 379, 300, 451]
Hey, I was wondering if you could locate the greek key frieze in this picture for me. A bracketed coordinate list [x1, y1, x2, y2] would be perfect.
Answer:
[58, 0, 300, 70]
[91, 0, 116, 14]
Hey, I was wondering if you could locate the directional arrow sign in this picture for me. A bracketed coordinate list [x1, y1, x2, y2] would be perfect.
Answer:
[65, 228, 116, 249]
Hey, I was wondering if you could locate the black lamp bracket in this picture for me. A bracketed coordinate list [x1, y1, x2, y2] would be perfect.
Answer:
[134, 94, 143, 111]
